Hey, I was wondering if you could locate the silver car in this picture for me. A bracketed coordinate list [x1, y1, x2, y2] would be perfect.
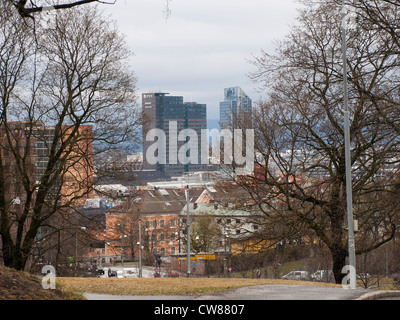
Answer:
[281, 270, 309, 281]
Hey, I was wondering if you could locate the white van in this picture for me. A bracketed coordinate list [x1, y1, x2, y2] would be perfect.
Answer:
[310, 270, 334, 282]
[281, 270, 309, 280]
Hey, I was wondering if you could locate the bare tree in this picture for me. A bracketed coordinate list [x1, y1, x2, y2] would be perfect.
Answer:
[189, 213, 222, 254]
[239, 1, 400, 283]
[0, 2, 141, 270]
[10, 0, 109, 18]
[336, 0, 400, 136]
[10, 0, 173, 19]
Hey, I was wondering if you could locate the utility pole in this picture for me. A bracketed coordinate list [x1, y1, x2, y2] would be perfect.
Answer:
[138, 217, 142, 278]
[186, 183, 191, 278]
[341, 0, 357, 289]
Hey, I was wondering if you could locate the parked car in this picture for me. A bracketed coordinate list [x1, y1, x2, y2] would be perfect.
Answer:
[168, 271, 180, 278]
[310, 270, 334, 282]
[356, 273, 371, 280]
[393, 273, 400, 283]
[108, 268, 118, 277]
[95, 265, 105, 275]
[281, 270, 309, 281]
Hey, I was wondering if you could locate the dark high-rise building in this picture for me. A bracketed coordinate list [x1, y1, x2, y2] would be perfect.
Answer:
[142, 92, 207, 177]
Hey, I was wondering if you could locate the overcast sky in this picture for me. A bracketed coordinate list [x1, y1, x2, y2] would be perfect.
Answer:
[105, 0, 302, 120]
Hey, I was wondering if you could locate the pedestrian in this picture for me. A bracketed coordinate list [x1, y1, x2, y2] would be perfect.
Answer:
[256, 269, 261, 279]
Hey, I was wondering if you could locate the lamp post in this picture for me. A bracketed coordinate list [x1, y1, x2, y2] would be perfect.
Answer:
[341, 0, 356, 289]
[75, 226, 86, 276]
[186, 183, 191, 278]
[138, 217, 142, 278]
[224, 231, 228, 277]
[120, 234, 127, 266]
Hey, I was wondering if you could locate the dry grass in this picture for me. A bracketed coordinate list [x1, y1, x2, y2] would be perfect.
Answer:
[0, 265, 84, 300]
[57, 277, 341, 296]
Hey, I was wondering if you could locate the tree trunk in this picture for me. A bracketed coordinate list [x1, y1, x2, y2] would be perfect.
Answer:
[332, 249, 347, 285]
[2, 238, 29, 271]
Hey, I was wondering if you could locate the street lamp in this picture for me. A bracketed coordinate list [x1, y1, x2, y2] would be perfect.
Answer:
[223, 231, 227, 276]
[120, 234, 127, 266]
[185, 177, 191, 278]
[341, 0, 357, 289]
[138, 217, 143, 278]
[74, 226, 86, 276]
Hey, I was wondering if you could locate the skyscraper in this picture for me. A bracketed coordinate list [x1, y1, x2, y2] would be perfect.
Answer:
[142, 92, 207, 177]
[219, 87, 252, 129]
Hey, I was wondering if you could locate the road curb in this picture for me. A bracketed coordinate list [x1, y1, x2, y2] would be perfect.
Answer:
[356, 290, 400, 300]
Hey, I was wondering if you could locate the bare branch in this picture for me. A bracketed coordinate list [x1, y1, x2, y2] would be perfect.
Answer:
[11, 0, 115, 18]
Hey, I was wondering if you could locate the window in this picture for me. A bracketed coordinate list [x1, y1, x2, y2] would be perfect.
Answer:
[160, 234, 165, 242]
[170, 219, 175, 227]
[145, 220, 150, 229]
[153, 219, 157, 229]
[160, 219, 165, 228]
[170, 233, 176, 242]
[160, 247, 165, 255]
[171, 247, 176, 255]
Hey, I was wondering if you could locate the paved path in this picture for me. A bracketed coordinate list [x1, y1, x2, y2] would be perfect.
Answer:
[84, 284, 373, 300]
[196, 284, 369, 300]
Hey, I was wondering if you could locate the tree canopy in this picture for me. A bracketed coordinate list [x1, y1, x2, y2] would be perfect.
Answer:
[238, 0, 400, 283]
[0, 1, 140, 270]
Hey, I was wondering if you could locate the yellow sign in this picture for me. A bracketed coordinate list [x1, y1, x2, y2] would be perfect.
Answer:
[196, 254, 215, 260]
[178, 257, 196, 261]
[177, 254, 216, 261]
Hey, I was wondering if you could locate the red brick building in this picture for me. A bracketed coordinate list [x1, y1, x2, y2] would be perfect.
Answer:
[0, 122, 93, 205]
[100, 187, 204, 264]
[0, 121, 94, 268]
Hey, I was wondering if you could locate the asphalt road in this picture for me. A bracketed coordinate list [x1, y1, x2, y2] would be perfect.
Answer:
[84, 284, 372, 300]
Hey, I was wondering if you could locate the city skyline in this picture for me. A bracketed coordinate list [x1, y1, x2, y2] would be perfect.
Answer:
[106, 0, 301, 119]
[140, 86, 252, 128]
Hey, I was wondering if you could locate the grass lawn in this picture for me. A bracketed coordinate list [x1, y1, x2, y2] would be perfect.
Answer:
[0, 265, 85, 300]
[57, 277, 341, 296]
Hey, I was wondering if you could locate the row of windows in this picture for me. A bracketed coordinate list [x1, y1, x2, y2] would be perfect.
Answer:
[145, 233, 177, 243]
[92, 246, 178, 256]
[216, 218, 242, 224]
[160, 247, 176, 255]
[145, 218, 176, 229]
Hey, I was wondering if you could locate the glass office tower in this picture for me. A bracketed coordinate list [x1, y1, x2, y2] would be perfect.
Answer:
[142, 92, 207, 177]
[219, 87, 252, 129]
